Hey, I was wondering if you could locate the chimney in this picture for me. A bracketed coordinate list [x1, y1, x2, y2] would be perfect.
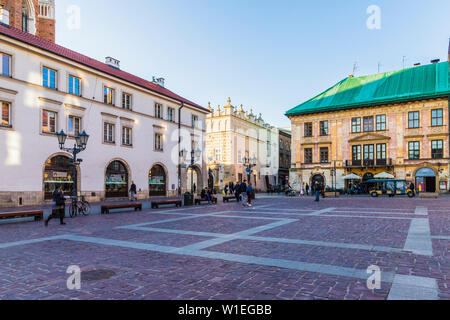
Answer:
[414, 63, 421, 67]
[0, 6, 9, 26]
[152, 77, 165, 88]
[105, 57, 120, 70]
[430, 59, 440, 64]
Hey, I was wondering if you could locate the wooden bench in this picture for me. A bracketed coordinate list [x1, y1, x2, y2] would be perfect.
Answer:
[0, 210, 43, 222]
[101, 202, 142, 214]
[195, 197, 217, 205]
[151, 200, 182, 209]
[223, 196, 238, 203]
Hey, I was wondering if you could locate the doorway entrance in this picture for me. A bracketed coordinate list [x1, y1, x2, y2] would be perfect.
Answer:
[415, 168, 436, 193]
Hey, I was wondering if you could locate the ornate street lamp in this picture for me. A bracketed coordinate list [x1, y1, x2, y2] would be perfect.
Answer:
[243, 155, 257, 185]
[57, 130, 89, 201]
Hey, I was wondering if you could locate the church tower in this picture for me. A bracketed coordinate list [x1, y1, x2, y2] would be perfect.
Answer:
[0, 0, 55, 42]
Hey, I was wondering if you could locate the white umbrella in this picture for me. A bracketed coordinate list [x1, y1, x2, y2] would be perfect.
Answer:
[343, 173, 362, 180]
[374, 172, 395, 179]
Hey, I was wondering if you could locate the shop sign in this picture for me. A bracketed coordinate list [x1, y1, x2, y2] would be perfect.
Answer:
[53, 172, 68, 178]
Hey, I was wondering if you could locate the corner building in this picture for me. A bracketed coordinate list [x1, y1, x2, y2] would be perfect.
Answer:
[287, 59, 450, 195]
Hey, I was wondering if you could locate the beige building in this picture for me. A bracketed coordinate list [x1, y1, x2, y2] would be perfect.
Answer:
[287, 59, 450, 195]
[205, 98, 279, 192]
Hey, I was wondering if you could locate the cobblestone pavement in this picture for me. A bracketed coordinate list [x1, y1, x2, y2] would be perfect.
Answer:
[0, 195, 448, 300]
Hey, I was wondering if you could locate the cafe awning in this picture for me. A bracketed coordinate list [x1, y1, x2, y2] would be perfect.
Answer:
[374, 172, 395, 179]
[343, 173, 362, 180]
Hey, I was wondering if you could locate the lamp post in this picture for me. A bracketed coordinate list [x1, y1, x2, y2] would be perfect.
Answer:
[56, 130, 89, 200]
[243, 156, 257, 185]
[181, 148, 201, 195]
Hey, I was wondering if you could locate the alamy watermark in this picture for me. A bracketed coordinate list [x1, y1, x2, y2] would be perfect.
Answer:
[366, 5, 381, 30]
[66, 265, 81, 290]
[367, 265, 381, 290]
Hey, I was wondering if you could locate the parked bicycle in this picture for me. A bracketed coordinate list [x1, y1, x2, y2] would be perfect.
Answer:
[68, 195, 91, 218]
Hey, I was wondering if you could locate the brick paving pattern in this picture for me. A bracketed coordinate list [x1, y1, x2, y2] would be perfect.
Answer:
[0, 195, 448, 300]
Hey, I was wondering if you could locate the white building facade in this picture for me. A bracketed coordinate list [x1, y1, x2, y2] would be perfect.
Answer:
[0, 23, 208, 207]
[205, 98, 279, 192]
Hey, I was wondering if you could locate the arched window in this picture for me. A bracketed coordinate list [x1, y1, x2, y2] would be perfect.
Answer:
[43, 155, 76, 200]
[105, 160, 129, 198]
[22, 1, 30, 32]
[149, 165, 166, 196]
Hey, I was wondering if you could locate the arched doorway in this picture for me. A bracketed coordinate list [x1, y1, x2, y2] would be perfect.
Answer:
[105, 160, 129, 198]
[415, 167, 437, 193]
[187, 165, 202, 194]
[149, 164, 167, 197]
[311, 174, 325, 187]
[43, 155, 76, 200]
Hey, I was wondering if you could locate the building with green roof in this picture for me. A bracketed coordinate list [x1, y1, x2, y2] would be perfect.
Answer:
[286, 57, 450, 196]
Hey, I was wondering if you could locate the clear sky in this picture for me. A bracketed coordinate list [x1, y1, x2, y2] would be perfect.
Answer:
[56, 0, 450, 128]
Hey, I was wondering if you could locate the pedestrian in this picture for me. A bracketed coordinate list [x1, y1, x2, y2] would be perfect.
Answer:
[301, 184, 305, 196]
[314, 181, 320, 202]
[234, 182, 241, 202]
[45, 185, 66, 226]
[224, 185, 229, 195]
[206, 188, 213, 204]
[241, 180, 248, 205]
[130, 181, 137, 201]
[245, 184, 254, 207]
[193, 183, 197, 195]
[306, 183, 310, 196]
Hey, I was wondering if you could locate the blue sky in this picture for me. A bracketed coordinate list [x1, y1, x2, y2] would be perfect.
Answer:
[56, 0, 450, 127]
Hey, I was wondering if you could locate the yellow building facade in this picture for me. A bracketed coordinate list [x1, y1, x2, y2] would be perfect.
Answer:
[287, 60, 450, 195]
[206, 99, 279, 192]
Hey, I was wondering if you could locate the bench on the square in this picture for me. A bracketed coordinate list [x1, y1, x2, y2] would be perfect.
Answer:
[101, 202, 142, 214]
[0, 210, 44, 222]
[151, 200, 182, 209]
[195, 197, 217, 205]
[223, 196, 237, 203]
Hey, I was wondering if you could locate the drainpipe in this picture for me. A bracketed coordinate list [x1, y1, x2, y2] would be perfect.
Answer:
[178, 102, 184, 196]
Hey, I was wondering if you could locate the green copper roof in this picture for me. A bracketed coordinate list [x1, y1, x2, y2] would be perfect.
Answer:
[286, 61, 450, 116]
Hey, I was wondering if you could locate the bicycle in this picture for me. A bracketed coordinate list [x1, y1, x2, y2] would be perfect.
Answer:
[68, 195, 91, 218]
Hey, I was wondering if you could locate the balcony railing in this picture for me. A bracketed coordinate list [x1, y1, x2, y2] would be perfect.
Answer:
[345, 158, 392, 168]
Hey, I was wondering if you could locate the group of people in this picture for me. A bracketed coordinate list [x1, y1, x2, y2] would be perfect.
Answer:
[222, 181, 255, 207]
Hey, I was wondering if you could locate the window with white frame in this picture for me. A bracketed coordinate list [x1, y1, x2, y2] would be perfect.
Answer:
[0, 53, 11, 77]
[214, 148, 223, 161]
[155, 103, 163, 119]
[68, 115, 81, 136]
[43, 67, 57, 89]
[167, 107, 175, 122]
[154, 133, 163, 151]
[103, 122, 115, 143]
[122, 93, 132, 110]
[192, 115, 198, 128]
[68, 75, 81, 96]
[104, 86, 115, 105]
[122, 126, 132, 146]
[42, 110, 57, 133]
[1, 101, 11, 127]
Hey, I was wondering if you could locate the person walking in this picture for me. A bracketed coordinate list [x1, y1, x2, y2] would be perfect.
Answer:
[130, 181, 137, 201]
[224, 185, 229, 196]
[45, 185, 66, 226]
[306, 183, 310, 196]
[206, 188, 213, 204]
[240, 180, 248, 205]
[314, 181, 320, 202]
[245, 184, 254, 207]
[234, 182, 241, 202]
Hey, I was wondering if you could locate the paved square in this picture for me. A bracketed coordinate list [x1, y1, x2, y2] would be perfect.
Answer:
[0, 196, 448, 300]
